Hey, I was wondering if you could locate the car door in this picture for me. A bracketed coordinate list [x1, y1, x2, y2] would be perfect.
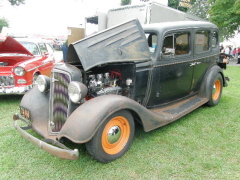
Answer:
[190, 29, 219, 93]
[147, 30, 194, 107]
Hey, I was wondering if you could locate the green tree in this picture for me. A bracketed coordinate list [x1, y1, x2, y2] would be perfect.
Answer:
[209, 0, 240, 39]
[0, 0, 25, 32]
[121, 0, 131, 6]
[187, 0, 210, 20]
[8, 0, 25, 6]
[0, 18, 9, 32]
[168, 0, 196, 12]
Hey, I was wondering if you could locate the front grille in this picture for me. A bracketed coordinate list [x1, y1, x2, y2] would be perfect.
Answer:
[0, 76, 14, 87]
[50, 71, 71, 132]
[0, 62, 8, 66]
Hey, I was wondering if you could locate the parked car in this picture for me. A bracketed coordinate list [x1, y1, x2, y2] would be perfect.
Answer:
[53, 40, 63, 50]
[0, 37, 55, 94]
[13, 19, 228, 163]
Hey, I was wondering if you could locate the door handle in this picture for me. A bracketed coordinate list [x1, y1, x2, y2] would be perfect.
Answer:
[189, 62, 201, 66]
[189, 62, 196, 66]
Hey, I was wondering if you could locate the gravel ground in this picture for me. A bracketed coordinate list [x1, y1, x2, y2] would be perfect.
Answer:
[228, 57, 240, 67]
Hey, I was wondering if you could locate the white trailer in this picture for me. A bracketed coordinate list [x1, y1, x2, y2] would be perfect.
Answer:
[86, 2, 204, 33]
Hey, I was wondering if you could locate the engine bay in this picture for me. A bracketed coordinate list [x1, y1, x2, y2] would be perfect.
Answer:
[83, 63, 135, 99]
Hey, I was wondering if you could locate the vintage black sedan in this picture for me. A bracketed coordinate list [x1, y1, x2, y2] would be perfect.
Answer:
[13, 19, 227, 163]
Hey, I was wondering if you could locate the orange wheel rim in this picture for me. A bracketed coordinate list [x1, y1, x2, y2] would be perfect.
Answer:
[102, 116, 130, 155]
[212, 79, 221, 101]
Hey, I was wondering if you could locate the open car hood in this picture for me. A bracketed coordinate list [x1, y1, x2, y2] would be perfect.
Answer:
[66, 19, 150, 71]
[0, 36, 33, 56]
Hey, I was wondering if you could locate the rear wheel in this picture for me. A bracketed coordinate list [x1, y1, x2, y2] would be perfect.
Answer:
[207, 73, 223, 106]
[86, 110, 135, 163]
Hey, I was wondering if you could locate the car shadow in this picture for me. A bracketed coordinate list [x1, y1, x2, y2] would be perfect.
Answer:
[0, 95, 23, 103]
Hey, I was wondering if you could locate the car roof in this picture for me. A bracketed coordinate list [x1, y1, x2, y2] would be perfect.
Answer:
[142, 21, 218, 32]
[14, 38, 50, 44]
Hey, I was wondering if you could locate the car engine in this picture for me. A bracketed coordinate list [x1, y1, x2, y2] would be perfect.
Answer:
[86, 69, 132, 98]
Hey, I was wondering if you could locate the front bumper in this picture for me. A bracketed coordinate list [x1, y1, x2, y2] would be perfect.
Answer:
[13, 114, 79, 160]
[0, 85, 32, 94]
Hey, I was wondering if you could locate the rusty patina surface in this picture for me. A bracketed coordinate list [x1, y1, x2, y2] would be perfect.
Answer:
[13, 114, 79, 160]
[66, 19, 150, 71]
[13, 19, 227, 162]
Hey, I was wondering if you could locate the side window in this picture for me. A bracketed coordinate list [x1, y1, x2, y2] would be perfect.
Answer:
[162, 32, 190, 56]
[212, 31, 218, 48]
[38, 43, 47, 54]
[20, 42, 40, 55]
[145, 33, 158, 53]
[195, 30, 210, 53]
[46, 43, 54, 54]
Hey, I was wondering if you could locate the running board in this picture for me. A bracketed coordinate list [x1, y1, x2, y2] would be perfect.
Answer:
[148, 95, 208, 127]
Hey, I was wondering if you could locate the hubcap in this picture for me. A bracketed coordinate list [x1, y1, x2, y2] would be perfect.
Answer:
[102, 116, 130, 155]
[108, 125, 121, 144]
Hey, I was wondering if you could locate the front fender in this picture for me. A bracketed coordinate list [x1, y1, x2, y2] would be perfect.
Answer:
[20, 86, 50, 137]
[58, 95, 170, 143]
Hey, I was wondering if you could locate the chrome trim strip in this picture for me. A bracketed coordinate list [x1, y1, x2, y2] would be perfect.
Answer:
[27, 61, 51, 72]
[153, 53, 219, 68]
[0, 85, 32, 94]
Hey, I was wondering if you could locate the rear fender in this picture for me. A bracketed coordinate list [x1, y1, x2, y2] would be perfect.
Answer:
[198, 65, 227, 99]
[58, 95, 170, 143]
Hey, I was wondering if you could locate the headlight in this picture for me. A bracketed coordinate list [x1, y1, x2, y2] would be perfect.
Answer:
[36, 75, 50, 92]
[68, 81, 88, 103]
[14, 67, 25, 76]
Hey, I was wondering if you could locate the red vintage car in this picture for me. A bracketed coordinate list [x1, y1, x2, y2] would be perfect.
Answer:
[0, 36, 55, 94]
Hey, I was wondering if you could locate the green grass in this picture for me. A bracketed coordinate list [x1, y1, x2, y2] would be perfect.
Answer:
[0, 67, 239, 180]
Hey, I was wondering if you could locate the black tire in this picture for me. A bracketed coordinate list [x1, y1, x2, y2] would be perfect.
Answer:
[207, 73, 223, 107]
[86, 110, 135, 163]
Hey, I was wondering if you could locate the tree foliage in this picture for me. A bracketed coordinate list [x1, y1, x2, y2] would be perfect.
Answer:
[168, 0, 196, 12]
[121, 0, 131, 6]
[208, 0, 240, 39]
[0, 18, 9, 32]
[187, 0, 210, 20]
[120, 0, 150, 5]
[8, 0, 25, 6]
[0, 0, 25, 32]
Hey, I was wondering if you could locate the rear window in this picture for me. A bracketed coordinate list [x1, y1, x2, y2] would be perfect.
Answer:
[38, 43, 47, 54]
[212, 31, 218, 48]
[195, 30, 210, 53]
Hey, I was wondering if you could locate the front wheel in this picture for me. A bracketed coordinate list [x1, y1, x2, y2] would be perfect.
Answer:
[86, 110, 135, 163]
[207, 73, 223, 107]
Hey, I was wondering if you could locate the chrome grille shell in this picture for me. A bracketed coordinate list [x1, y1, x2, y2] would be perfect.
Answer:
[49, 69, 71, 133]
